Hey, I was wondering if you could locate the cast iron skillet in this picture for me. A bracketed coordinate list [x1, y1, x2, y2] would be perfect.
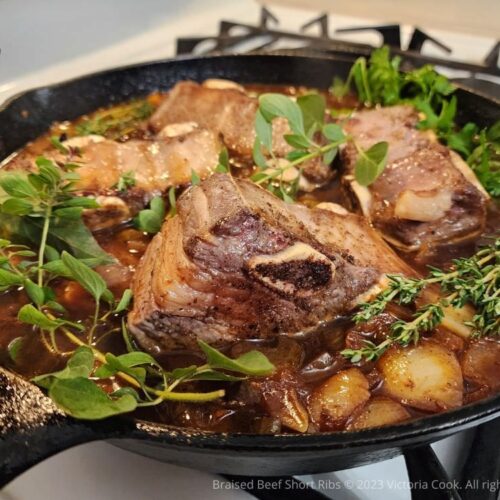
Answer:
[0, 53, 499, 489]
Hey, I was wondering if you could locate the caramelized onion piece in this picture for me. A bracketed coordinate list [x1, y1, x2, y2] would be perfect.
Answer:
[461, 339, 500, 391]
[378, 341, 463, 412]
[243, 369, 309, 433]
[347, 396, 411, 430]
[308, 368, 370, 430]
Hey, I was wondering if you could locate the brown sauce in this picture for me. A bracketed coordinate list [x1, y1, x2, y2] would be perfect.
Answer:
[0, 84, 499, 434]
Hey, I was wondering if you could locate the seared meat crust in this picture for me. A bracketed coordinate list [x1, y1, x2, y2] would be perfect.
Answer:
[342, 105, 488, 251]
[129, 173, 413, 353]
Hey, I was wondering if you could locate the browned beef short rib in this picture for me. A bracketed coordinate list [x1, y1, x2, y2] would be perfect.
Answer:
[149, 80, 332, 186]
[341, 105, 488, 252]
[129, 173, 412, 354]
[4, 128, 222, 229]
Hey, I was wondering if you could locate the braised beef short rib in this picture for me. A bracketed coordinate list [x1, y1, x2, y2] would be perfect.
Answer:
[129, 173, 412, 353]
[342, 105, 488, 252]
[149, 80, 332, 187]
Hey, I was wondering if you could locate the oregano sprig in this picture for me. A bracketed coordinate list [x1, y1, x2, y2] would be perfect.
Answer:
[251, 93, 388, 200]
[27, 310, 275, 420]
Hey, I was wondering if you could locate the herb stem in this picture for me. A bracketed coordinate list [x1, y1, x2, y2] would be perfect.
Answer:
[154, 389, 225, 402]
[48, 314, 226, 403]
[37, 203, 52, 287]
[253, 140, 343, 187]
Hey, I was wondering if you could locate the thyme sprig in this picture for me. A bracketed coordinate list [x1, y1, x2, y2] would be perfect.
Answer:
[342, 240, 500, 363]
[75, 99, 154, 140]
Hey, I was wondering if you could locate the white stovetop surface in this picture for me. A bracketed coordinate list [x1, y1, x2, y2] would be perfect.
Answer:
[0, 0, 488, 498]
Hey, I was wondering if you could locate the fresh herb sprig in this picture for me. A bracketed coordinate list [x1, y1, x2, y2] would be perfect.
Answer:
[331, 46, 500, 197]
[114, 171, 136, 192]
[26, 309, 275, 419]
[465, 123, 500, 197]
[0, 158, 113, 305]
[342, 240, 500, 362]
[134, 195, 166, 234]
[75, 99, 154, 140]
[252, 93, 388, 199]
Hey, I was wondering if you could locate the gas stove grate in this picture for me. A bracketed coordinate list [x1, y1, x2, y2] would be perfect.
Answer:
[176, 6, 499, 80]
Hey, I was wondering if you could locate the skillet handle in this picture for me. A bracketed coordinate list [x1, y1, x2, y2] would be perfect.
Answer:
[404, 444, 462, 500]
[0, 368, 128, 488]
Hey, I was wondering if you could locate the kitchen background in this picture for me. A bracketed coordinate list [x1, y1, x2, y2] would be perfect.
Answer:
[0, 0, 498, 499]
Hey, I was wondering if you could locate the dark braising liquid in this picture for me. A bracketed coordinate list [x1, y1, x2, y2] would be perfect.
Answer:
[0, 85, 499, 434]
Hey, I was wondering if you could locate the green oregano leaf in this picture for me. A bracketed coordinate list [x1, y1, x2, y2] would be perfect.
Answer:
[114, 288, 133, 313]
[32, 346, 95, 388]
[61, 251, 109, 303]
[354, 141, 389, 186]
[198, 340, 275, 376]
[297, 93, 325, 135]
[48, 377, 138, 420]
[134, 196, 165, 234]
[258, 94, 305, 135]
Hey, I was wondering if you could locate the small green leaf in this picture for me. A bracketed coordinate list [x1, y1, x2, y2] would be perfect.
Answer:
[170, 365, 198, 380]
[94, 351, 158, 382]
[215, 147, 230, 173]
[18, 304, 63, 330]
[198, 340, 275, 376]
[191, 169, 201, 186]
[114, 288, 132, 313]
[286, 150, 308, 162]
[27, 216, 115, 263]
[255, 109, 273, 151]
[50, 136, 69, 154]
[322, 123, 346, 142]
[43, 257, 107, 278]
[167, 186, 177, 217]
[259, 94, 305, 135]
[447, 122, 478, 157]
[7, 337, 24, 362]
[0, 172, 39, 199]
[252, 138, 268, 169]
[0, 268, 23, 287]
[354, 141, 389, 186]
[36, 158, 62, 187]
[48, 377, 137, 419]
[54, 207, 84, 219]
[284, 134, 311, 150]
[32, 346, 95, 388]
[61, 251, 108, 302]
[1, 198, 33, 215]
[297, 93, 325, 134]
[44, 245, 60, 262]
[24, 279, 46, 306]
[322, 147, 338, 165]
[135, 210, 162, 234]
[61, 197, 100, 209]
[14, 249, 37, 257]
[134, 196, 165, 234]
[46, 300, 67, 313]
[114, 171, 136, 192]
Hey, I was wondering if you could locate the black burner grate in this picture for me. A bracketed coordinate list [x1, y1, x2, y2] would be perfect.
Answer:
[176, 6, 499, 82]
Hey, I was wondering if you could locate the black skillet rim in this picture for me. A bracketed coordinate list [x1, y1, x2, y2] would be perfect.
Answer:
[0, 51, 499, 451]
